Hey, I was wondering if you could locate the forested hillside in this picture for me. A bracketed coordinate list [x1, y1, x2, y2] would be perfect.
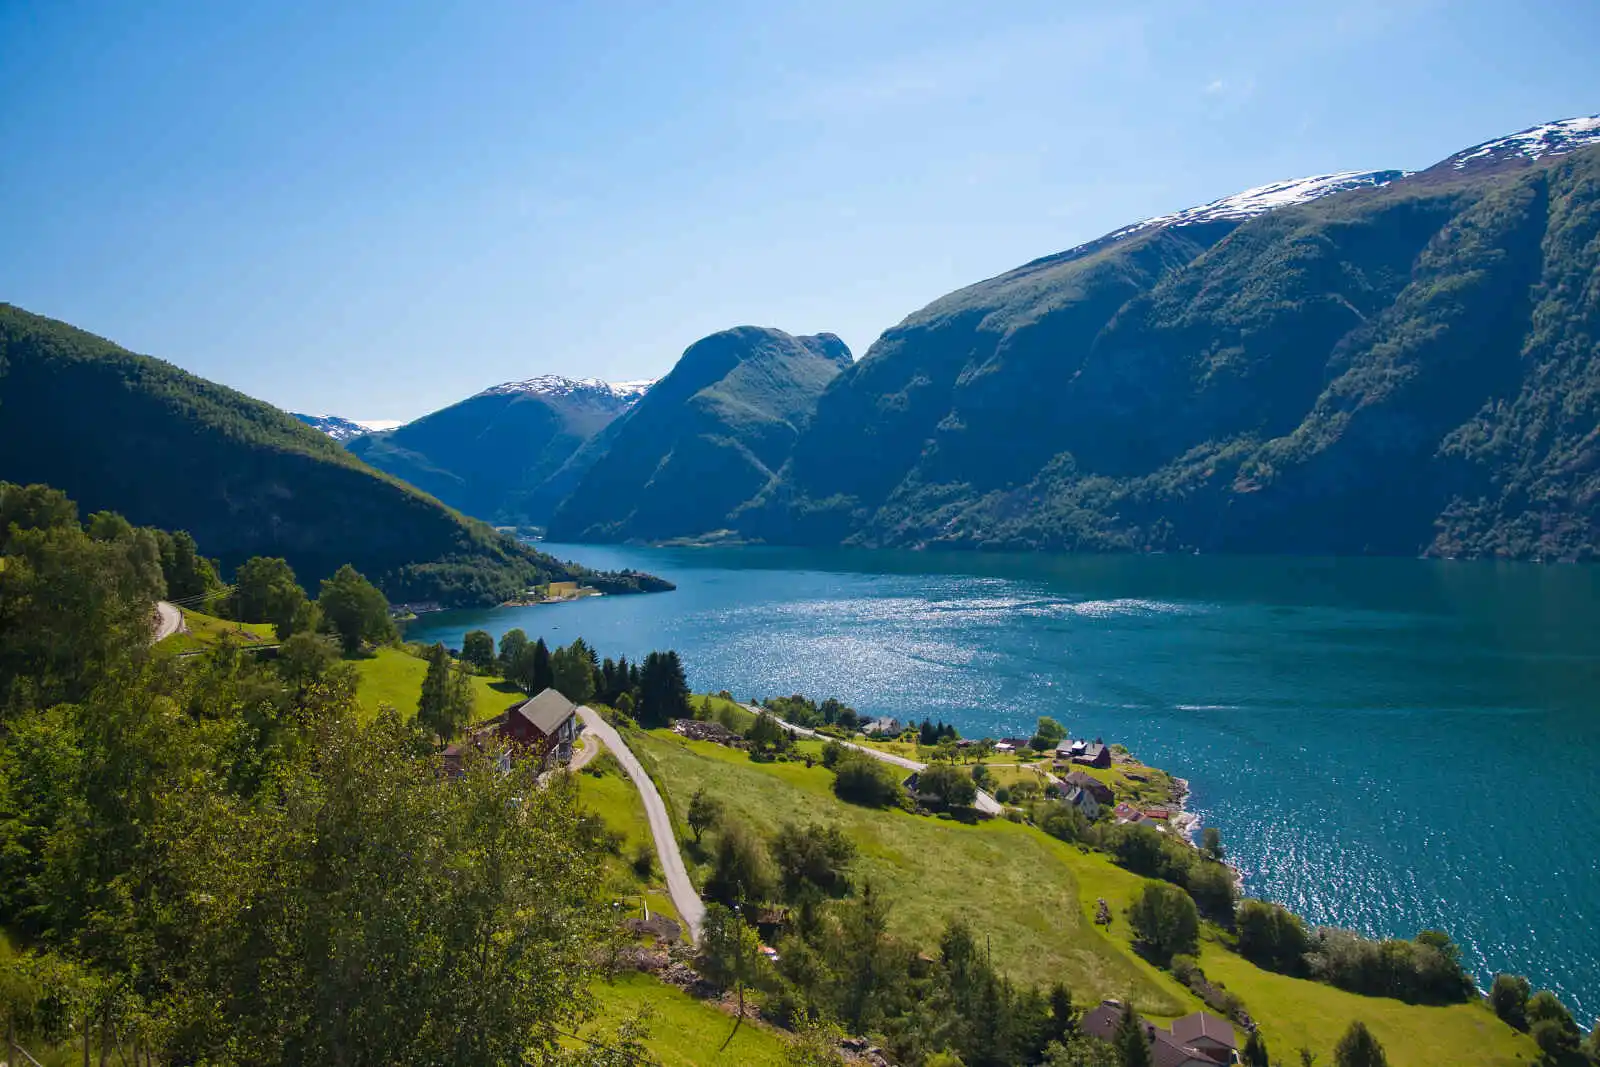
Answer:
[0, 306, 666, 605]
[348, 377, 637, 525]
[548, 326, 851, 542]
[738, 128, 1600, 561]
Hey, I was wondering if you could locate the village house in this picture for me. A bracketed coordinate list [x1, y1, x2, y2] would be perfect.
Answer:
[862, 716, 901, 736]
[1114, 802, 1154, 826]
[1080, 1001, 1236, 1067]
[1069, 739, 1111, 767]
[1061, 785, 1101, 820]
[443, 687, 580, 776]
[1063, 770, 1115, 805]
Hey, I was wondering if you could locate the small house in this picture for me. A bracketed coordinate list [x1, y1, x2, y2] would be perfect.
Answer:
[1168, 1012, 1238, 1063]
[1079, 1000, 1222, 1067]
[1064, 770, 1114, 805]
[1062, 785, 1101, 820]
[1072, 740, 1111, 768]
[862, 716, 901, 736]
[1114, 802, 1150, 825]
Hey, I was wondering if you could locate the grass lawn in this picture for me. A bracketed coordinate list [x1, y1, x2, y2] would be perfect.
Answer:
[1073, 756, 1185, 810]
[348, 645, 525, 723]
[1199, 944, 1534, 1067]
[156, 608, 277, 654]
[631, 729, 1192, 1015]
[689, 693, 755, 732]
[584, 972, 790, 1066]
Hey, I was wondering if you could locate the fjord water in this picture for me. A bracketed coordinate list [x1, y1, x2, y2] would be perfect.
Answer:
[410, 544, 1600, 1016]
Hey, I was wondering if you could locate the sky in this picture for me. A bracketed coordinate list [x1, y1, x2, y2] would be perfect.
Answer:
[3, 1, 1598, 422]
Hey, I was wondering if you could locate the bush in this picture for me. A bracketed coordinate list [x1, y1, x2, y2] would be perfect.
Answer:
[820, 740, 846, 769]
[1034, 800, 1088, 843]
[1127, 879, 1199, 964]
[703, 819, 774, 908]
[630, 841, 655, 880]
[771, 822, 856, 899]
[1185, 860, 1238, 921]
[915, 764, 976, 810]
[1236, 899, 1311, 974]
[1305, 928, 1475, 1004]
[831, 755, 903, 808]
[1489, 973, 1530, 1029]
[1170, 953, 1200, 986]
[994, 786, 1012, 804]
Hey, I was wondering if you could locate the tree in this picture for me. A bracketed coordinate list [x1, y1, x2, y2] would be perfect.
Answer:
[1236, 898, 1311, 973]
[550, 642, 595, 704]
[1531, 1018, 1583, 1065]
[1526, 989, 1575, 1031]
[687, 788, 722, 844]
[745, 711, 788, 754]
[915, 764, 977, 810]
[1184, 861, 1238, 920]
[1241, 1029, 1270, 1067]
[697, 904, 769, 1047]
[1034, 716, 1067, 745]
[498, 628, 529, 675]
[1201, 826, 1224, 862]
[831, 755, 902, 807]
[1490, 973, 1530, 1029]
[636, 650, 691, 727]
[317, 564, 393, 654]
[1333, 1022, 1388, 1067]
[417, 643, 455, 740]
[969, 763, 990, 787]
[276, 631, 338, 692]
[704, 819, 774, 909]
[531, 637, 555, 692]
[1112, 1000, 1152, 1067]
[460, 629, 496, 671]
[229, 556, 307, 636]
[158, 528, 224, 604]
[1126, 880, 1199, 963]
[771, 822, 856, 899]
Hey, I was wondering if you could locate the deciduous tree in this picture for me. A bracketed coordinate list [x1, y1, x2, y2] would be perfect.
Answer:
[1333, 1022, 1388, 1067]
[316, 564, 393, 654]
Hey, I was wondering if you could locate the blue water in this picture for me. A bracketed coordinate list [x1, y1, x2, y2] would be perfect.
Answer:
[409, 544, 1600, 1017]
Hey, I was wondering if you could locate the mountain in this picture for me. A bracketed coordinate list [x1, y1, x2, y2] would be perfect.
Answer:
[346, 375, 650, 525]
[295, 413, 379, 443]
[734, 116, 1600, 561]
[547, 326, 852, 542]
[0, 305, 670, 604]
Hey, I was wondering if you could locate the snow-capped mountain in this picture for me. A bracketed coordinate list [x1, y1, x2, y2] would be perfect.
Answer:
[475, 374, 656, 402]
[293, 413, 395, 443]
[1107, 169, 1407, 242]
[1445, 115, 1600, 171]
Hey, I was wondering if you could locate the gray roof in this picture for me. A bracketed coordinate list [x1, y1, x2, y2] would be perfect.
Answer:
[515, 688, 577, 735]
[1169, 1011, 1237, 1049]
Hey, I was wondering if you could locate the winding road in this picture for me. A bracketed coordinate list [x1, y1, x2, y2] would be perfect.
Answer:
[152, 600, 183, 642]
[750, 705, 1005, 816]
[576, 706, 706, 943]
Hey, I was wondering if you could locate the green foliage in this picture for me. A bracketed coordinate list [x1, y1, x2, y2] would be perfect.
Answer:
[551, 638, 596, 703]
[830, 754, 903, 808]
[1490, 972, 1531, 1029]
[1113, 999, 1153, 1067]
[914, 764, 977, 810]
[636, 650, 691, 728]
[317, 563, 395, 654]
[228, 556, 307, 637]
[1201, 826, 1224, 861]
[460, 628, 496, 670]
[746, 711, 792, 755]
[417, 642, 473, 741]
[1242, 1029, 1271, 1067]
[1126, 880, 1199, 964]
[687, 787, 723, 843]
[1304, 927, 1475, 1005]
[1237, 898, 1313, 974]
[704, 818, 775, 909]
[770, 822, 856, 900]
[1333, 1021, 1389, 1067]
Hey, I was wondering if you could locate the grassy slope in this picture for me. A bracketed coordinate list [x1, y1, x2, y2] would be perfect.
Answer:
[348, 646, 526, 722]
[576, 752, 680, 923]
[632, 732, 1536, 1065]
[633, 729, 1190, 1014]
[585, 972, 789, 1067]
[155, 608, 278, 654]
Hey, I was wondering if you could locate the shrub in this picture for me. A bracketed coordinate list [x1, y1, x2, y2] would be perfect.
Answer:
[1305, 928, 1475, 1004]
[915, 764, 976, 810]
[820, 740, 846, 768]
[1236, 898, 1311, 974]
[630, 841, 655, 879]
[994, 786, 1012, 804]
[1035, 800, 1088, 843]
[771, 822, 856, 899]
[831, 755, 903, 808]
[1185, 860, 1238, 921]
[703, 819, 774, 909]
[1333, 1021, 1388, 1067]
[1489, 973, 1530, 1029]
[1127, 879, 1199, 964]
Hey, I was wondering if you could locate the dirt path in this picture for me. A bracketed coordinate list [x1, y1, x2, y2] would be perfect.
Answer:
[152, 601, 183, 642]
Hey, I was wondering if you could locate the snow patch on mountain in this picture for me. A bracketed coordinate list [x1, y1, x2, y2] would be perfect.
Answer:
[1448, 115, 1600, 170]
[1107, 169, 1407, 242]
[476, 374, 656, 402]
[294, 413, 385, 443]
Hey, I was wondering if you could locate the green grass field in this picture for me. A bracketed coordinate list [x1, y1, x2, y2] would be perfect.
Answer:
[689, 693, 755, 732]
[632, 729, 1191, 1015]
[576, 750, 680, 923]
[584, 972, 790, 1066]
[348, 645, 525, 723]
[156, 607, 277, 654]
[629, 731, 1538, 1065]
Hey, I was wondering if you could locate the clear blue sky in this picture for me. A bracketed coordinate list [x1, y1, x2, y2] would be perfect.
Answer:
[3, 1, 1597, 421]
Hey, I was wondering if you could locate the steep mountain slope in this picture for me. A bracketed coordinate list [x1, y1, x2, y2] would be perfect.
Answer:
[0, 306, 669, 604]
[547, 326, 851, 542]
[347, 376, 648, 524]
[295, 413, 377, 442]
[740, 117, 1600, 561]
